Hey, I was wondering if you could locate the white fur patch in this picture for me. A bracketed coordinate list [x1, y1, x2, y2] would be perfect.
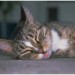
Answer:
[38, 54, 44, 59]
[23, 41, 38, 51]
[24, 41, 33, 47]
[51, 29, 69, 52]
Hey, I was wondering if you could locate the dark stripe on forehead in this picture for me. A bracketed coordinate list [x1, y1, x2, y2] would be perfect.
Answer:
[37, 25, 43, 30]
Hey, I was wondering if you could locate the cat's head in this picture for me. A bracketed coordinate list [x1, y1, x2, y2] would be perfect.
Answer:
[0, 5, 52, 59]
[12, 5, 40, 39]
[12, 5, 51, 59]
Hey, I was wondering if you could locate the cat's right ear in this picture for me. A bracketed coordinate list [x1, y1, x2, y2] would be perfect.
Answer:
[20, 5, 26, 21]
[20, 5, 34, 24]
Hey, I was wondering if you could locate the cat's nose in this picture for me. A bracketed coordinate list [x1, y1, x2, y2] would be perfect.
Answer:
[39, 49, 45, 54]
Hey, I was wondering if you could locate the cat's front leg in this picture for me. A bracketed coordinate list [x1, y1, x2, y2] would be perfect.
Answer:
[68, 49, 75, 57]
[52, 49, 68, 57]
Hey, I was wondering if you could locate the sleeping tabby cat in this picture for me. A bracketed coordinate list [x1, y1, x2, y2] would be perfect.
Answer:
[0, 5, 75, 59]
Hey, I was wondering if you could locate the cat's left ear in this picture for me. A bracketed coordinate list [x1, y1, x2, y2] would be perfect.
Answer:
[20, 5, 34, 24]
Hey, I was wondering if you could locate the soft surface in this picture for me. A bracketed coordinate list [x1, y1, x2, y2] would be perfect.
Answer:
[0, 53, 75, 74]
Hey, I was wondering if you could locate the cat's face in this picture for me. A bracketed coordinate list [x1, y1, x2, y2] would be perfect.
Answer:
[13, 25, 52, 59]
[12, 5, 52, 59]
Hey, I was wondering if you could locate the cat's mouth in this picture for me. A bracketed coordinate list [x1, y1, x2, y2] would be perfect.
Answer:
[43, 51, 51, 59]
[22, 46, 51, 59]
[30, 48, 51, 59]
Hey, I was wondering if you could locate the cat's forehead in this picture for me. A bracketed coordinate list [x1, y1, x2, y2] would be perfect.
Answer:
[24, 25, 36, 33]
[23, 22, 38, 31]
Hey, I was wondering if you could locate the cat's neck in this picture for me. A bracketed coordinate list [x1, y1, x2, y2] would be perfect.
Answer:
[51, 29, 69, 52]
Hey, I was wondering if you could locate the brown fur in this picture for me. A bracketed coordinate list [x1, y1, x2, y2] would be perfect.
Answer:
[48, 22, 75, 57]
[0, 6, 75, 59]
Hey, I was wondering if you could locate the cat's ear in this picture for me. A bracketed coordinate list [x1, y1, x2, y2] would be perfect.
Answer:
[20, 5, 34, 24]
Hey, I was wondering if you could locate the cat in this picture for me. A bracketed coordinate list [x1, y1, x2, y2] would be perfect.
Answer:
[0, 5, 75, 60]
[0, 5, 52, 60]
[48, 22, 75, 58]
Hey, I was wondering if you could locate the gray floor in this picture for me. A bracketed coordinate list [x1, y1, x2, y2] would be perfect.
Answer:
[0, 54, 75, 74]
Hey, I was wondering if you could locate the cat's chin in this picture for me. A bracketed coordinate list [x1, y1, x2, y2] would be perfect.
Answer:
[37, 50, 52, 59]
[37, 54, 44, 59]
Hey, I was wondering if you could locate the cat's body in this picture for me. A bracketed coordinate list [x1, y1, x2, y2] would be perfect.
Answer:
[0, 5, 75, 59]
[48, 22, 75, 57]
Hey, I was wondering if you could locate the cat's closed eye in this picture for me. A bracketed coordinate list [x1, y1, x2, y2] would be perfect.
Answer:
[28, 34, 33, 38]
[20, 45, 25, 49]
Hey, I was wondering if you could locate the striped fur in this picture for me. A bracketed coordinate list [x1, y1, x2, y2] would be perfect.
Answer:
[0, 6, 75, 59]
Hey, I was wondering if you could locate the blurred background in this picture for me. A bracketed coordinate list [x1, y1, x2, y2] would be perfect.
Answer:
[0, 1, 75, 39]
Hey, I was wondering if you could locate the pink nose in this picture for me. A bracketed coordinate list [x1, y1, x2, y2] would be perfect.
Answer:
[39, 49, 45, 54]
